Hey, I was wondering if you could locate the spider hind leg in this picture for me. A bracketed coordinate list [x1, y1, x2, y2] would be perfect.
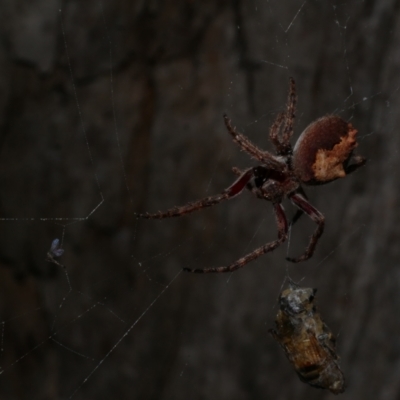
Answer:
[184, 202, 288, 273]
[286, 193, 325, 263]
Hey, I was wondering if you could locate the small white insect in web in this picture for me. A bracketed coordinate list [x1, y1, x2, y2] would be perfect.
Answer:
[48, 238, 64, 258]
[47, 238, 65, 268]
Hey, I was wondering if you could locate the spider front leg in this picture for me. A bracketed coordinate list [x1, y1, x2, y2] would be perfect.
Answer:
[184, 202, 288, 273]
[269, 77, 296, 156]
[269, 112, 285, 154]
[286, 192, 325, 263]
[137, 168, 254, 219]
[281, 77, 297, 151]
[223, 115, 284, 171]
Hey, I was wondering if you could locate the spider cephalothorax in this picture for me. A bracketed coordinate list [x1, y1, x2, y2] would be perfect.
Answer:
[138, 78, 366, 273]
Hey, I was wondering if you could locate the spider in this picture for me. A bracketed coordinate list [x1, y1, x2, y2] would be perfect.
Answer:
[138, 78, 366, 273]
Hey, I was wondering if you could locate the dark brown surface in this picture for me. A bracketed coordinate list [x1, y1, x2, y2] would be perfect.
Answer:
[0, 1, 397, 399]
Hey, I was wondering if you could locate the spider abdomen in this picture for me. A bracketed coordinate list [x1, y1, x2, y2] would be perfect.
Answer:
[292, 115, 359, 185]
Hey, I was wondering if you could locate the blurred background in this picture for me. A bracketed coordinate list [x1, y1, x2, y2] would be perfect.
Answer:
[0, 1, 397, 399]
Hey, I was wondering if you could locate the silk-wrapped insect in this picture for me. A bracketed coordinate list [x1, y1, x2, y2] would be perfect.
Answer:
[269, 285, 345, 394]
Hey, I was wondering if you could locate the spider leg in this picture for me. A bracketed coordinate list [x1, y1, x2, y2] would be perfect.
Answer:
[280, 77, 297, 154]
[286, 192, 325, 263]
[269, 111, 285, 154]
[290, 209, 304, 226]
[138, 168, 254, 219]
[344, 155, 366, 175]
[289, 187, 308, 227]
[268, 78, 296, 156]
[223, 115, 284, 170]
[231, 166, 243, 176]
[184, 203, 288, 273]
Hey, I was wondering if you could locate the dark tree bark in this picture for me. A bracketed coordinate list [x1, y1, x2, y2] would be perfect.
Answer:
[0, 1, 397, 399]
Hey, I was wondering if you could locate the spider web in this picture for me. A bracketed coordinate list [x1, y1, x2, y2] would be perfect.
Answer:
[0, 1, 393, 399]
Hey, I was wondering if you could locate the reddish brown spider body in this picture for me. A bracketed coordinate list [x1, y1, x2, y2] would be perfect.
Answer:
[138, 78, 366, 273]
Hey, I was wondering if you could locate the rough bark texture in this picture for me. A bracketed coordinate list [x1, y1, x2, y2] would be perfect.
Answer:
[0, 1, 397, 399]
